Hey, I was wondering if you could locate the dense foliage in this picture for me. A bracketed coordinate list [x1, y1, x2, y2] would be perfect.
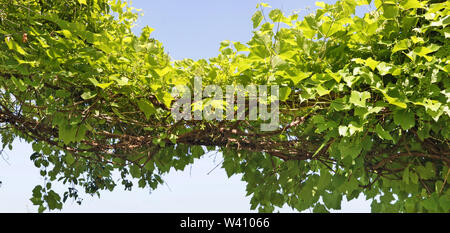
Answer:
[0, 0, 449, 212]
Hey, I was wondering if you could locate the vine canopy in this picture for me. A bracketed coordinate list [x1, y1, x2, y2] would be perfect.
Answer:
[0, 0, 449, 212]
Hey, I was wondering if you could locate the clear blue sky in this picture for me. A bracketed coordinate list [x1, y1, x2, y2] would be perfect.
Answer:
[0, 0, 372, 213]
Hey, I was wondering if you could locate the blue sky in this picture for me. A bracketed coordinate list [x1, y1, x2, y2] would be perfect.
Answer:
[0, 0, 372, 212]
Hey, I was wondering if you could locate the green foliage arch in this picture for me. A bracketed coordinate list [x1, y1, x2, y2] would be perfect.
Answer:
[0, 0, 449, 212]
